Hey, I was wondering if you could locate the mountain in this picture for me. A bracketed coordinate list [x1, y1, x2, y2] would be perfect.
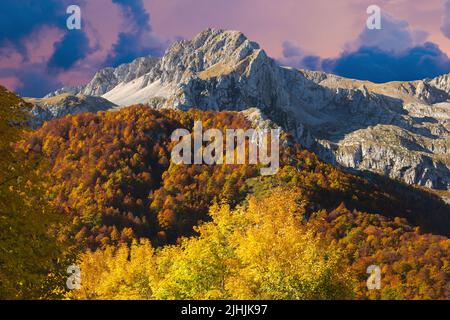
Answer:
[45, 56, 160, 98]
[42, 28, 450, 194]
[26, 93, 117, 127]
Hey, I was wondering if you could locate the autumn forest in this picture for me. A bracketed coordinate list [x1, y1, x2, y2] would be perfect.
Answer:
[0, 86, 449, 300]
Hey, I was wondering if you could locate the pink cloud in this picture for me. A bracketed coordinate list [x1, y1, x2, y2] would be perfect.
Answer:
[0, 47, 23, 69]
[24, 26, 64, 64]
[0, 76, 22, 91]
[81, 0, 122, 63]
[144, 0, 450, 60]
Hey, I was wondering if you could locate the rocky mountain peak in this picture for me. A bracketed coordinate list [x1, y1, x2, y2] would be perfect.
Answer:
[142, 28, 264, 86]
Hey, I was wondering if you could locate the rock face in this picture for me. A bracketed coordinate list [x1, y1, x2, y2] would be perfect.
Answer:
[44, 28, 450, 191]
[44, 85, 85, 98]
[26, 93, 117, 127]
[45, 56, 160, 98]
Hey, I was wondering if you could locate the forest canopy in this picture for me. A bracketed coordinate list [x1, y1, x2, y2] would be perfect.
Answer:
[1, 93, 449, 300]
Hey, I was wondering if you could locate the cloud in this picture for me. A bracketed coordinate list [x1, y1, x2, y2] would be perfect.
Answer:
[279, 13, 450, 83]
[278, 41, 322, 70]
[441, 0, 450, 39]
[282, 41, 303, 58]
[47, 30, 92, 70]
[0, 0, 168, 96]
[321, 14, 450, 82]
[0, 65, 64, 97]
[345, 14, 428, 53]
[2, 1, 450, 96]
[106, 0, 166, 67]
[0, 0, 68, 56]
[113, 0, 151, 28]
[0, 0, 91, 63]
[0, 0, 95, 94]
[322, 43, 450, 83]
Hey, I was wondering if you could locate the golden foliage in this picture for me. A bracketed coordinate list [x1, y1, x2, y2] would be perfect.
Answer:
[68, 188, 355, 300]
[0, 86, 68, 299]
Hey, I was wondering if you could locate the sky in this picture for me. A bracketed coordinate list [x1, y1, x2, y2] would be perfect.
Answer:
[2, 0, 450, 97]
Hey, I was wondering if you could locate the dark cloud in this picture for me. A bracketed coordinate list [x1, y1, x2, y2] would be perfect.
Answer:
[113, 0, 151, 28]
[0, 0, 93, 95]
[346, 14, 427, 53]
[277, 41, 322, 71]
[279, 13, 450, 83]
[280, 41, 450, 84]
[321, 14, 450, 83]
[106, 0, 166, 67]
[0, 65, 63, 98]
[0, 0, 67, 55]
[322, 43, 450, 83]
[47, 30, 91, 70]
[0, 0, 90, 65]
[0, 0, 168, 96]
[278, 41, 321, 70]
[301, 55, 322, 71]
[282, 41, 303, 58]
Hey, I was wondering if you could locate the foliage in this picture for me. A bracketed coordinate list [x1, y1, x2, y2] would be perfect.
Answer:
[0, 86, 68, 299]
[68, 188, 355, 300]
[20, 104, 450, 300]
[309, 205, 450, 300]
[27, 107, 257, 248]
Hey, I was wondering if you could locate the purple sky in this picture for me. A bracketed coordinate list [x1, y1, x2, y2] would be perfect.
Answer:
[2, 0, 450, 97]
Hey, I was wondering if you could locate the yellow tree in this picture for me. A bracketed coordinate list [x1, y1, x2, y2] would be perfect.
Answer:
[69, 187, 355, 300]
[154, 188, 355, 300]
[0, 86, 67, 299]
[67, 240, 155, 300]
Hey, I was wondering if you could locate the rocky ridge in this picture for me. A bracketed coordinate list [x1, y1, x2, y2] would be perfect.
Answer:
[45, 56, 159, 98]
[26, 93, 117, 127]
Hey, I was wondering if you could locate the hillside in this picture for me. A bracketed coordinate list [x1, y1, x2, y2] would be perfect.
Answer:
[19, 104, 450, 299]
[41, 29, 450, 196]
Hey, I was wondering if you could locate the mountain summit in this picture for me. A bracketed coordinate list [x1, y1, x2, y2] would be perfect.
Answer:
[41, 28, 450, 193]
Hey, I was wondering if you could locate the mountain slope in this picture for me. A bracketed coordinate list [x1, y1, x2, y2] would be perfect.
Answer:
[44, 28, 450, 193]
[45, 56, 160, 98]
[24, 105, 450, 299]
[26, 93, 117, 127]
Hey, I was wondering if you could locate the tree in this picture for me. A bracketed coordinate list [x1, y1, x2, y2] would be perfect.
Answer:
[0, 86, 68, 299]
[68, 187, 355, 300]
